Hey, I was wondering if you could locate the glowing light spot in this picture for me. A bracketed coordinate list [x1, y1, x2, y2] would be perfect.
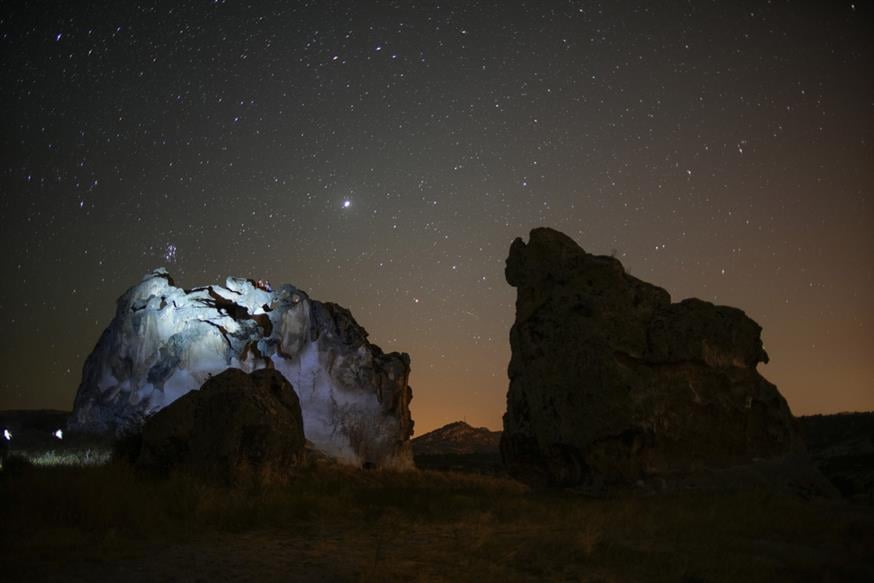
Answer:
[3, 429, 11, 441]
[342, 199, 351, 209]
[164, 243, 177, 263]
[54, 429, 64, 440]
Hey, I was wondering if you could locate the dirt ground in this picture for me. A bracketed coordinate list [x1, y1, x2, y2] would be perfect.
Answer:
[3, 451, 873, 582]
[7, 524, 527, 583]
[7, 514, 874, 583]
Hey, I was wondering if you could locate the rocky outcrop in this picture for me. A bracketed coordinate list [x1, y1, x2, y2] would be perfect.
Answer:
[137, 368, 305, 482]
[69, 269, 413, 468]
[501, 228, 802, 487]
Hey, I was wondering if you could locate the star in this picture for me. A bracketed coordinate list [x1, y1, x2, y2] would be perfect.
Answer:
[0, 0, 871, 436]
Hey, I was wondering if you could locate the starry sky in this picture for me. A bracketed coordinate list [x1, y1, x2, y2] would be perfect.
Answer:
[1, 1, 872, 434]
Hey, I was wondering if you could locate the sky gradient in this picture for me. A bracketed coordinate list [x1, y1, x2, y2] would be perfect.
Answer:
[1, 1, 872, 434]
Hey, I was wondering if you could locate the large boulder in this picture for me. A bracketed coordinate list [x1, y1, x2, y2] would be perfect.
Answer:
[69, 269, 413, 468]
[137, 368, 305, 482]
[501, 228, 802, 487]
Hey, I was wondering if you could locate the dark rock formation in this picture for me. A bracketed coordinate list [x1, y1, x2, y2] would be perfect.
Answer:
[137, 368, 305, 482]
[68, 269, 414, 468]
[412, 421, 501, 456]
[501, 228, 802, 487]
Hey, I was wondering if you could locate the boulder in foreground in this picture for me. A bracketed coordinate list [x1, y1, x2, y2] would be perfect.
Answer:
[137, 368, 305, 483]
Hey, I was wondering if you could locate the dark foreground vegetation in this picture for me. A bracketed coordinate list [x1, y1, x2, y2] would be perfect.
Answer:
[2, 454, 873, 583]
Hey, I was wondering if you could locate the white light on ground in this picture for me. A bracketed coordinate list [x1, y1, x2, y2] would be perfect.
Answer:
[54, 429, 64, 440]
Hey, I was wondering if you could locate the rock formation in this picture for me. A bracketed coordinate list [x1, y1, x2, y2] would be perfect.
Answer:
[137, 368, 305, 482]
[69, 269, 413, 468]
[501, 228, 802, 487]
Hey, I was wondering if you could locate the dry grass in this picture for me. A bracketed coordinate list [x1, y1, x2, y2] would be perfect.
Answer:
[11, 447, 113, 467]
[1, 457, 873, 582]
[2, 432, 113, 468]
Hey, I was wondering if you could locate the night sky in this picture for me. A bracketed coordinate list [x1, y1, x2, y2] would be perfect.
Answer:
[1, 1, 872, 434]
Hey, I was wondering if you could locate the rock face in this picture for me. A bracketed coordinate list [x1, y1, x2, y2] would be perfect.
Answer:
[501, 228, 802, 487]
[69, 269, 413, 468]
[137, 368, 305, 482]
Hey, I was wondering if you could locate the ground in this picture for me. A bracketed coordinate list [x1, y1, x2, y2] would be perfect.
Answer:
[2, 452, 873, 582]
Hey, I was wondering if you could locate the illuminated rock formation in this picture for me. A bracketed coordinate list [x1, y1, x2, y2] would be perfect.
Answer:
[501, 228, 802, 487]
[69, 268, 414, 468]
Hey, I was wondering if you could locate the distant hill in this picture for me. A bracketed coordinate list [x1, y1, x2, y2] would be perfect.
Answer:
[799, 412, 874, 452]
[412, 421, 501, 456]
[412, 421, 503, 475]
[799, 412, 874, 503]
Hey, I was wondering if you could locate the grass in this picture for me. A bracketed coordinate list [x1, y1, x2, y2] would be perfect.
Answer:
[2, 453, 873, 582]
[7, 447, 113, 467]
[1, 431, 113, 468]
